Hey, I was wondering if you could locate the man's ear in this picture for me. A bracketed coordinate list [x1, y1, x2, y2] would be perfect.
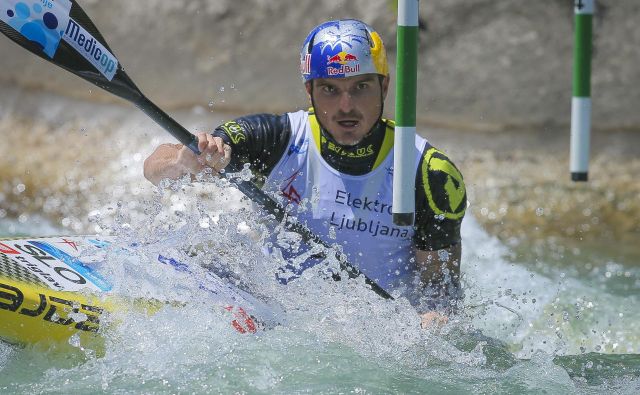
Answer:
[381, 74, 390, 99]
[305, 81, 313, 100]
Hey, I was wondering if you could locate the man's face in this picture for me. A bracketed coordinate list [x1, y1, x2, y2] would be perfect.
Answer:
[307, 74, 389, 146]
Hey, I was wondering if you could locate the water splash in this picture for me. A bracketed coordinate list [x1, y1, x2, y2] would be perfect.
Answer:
[1, 95, 639, 392]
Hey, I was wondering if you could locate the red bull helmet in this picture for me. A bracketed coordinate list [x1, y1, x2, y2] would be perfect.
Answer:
[300, 19, 389, 83]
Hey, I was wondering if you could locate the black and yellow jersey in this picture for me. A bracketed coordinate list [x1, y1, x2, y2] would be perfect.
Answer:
[212, 112, 466, 251]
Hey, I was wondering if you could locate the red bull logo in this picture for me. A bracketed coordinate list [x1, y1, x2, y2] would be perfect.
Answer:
[327, 63, 360, 76]
[326, 51, 360, 76]
[327, 51, 359, 65]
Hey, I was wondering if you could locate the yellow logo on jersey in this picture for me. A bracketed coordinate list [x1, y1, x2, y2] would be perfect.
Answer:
[322, 135, 375, 158]
[422, 148, 466, 219]
[220, 121, 246, 145]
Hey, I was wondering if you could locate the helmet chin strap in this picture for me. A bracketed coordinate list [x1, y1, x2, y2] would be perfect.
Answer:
[308, 78, 386, 147]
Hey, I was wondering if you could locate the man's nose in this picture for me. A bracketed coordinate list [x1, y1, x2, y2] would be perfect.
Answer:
[338, 91, 354, 112]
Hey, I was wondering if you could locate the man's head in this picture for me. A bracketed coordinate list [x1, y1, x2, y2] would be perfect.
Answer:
[300, 19, 390, 146]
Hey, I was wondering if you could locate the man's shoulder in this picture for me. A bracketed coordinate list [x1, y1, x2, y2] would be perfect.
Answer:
[418, 146, 466, 221]
[213, 112, 294, 139]
[287, 109, 310, 127]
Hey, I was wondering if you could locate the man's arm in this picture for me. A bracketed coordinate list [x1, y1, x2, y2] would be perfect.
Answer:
[143, 133, 231, 186]
[144, 114, 292, 186]
[412, 145, 466, 327]
[415, 243, 462, 328]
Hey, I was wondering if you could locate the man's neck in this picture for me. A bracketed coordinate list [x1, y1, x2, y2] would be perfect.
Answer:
[319, 121, 386, 175]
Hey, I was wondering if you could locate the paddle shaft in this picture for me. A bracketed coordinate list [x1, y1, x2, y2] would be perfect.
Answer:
[134, 97, 200, 153]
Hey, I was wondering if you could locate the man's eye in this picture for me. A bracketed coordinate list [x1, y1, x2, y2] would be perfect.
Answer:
[322, 86, 335, 93]
[357, 82, 369, 90]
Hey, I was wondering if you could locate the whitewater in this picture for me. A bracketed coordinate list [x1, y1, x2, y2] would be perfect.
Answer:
[1, 89, 639, 393]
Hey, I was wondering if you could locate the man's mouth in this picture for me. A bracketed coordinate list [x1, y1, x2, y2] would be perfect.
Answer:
[337, 120, 360, 128]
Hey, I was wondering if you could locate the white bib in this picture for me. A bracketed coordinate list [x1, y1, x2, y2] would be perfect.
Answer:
[264, 110, 428, 291]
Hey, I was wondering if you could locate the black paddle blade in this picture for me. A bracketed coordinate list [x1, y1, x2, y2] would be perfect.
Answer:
[0, 0, 141, 102]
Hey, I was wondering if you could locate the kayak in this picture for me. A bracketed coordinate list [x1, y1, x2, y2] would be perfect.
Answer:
[0, 236, 281, 352]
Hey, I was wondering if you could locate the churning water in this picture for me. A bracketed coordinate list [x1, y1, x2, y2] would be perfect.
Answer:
[1, 92, 639, 394]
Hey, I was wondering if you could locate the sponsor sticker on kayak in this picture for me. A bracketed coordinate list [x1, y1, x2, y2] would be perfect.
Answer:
[0, 239, 111, 292]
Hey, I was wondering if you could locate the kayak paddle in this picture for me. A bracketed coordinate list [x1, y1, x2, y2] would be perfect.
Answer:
[0, 0, 391, 299]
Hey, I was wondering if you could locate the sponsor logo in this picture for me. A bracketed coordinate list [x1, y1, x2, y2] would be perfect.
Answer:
[323, 137, 374, 158]
[329, 213, 410, 239]
[3, 240, 110, 292]
[1, 1, 120, 80]
[0, 243, 19, 254]
[334, 189, 392, 215]
[59, 238, 78, 251]
[11, 242, 86, 290]
[280, 168, 303, 204]
[1, 0, 72, 57]
[326, 51, 358, 65]
[30, 240, 112, 291]
[156, 254, 258, 334]
[327, 64, 360, 76]
[331, 189, 410, 238]
[300, 53, 311, 75]
[220, 121, 246, 145]
[224, 306, 257, 334]
[0, 281, 103, 332]
[326, 51, 360, 76]
[287, 138, 309, 156]
[422, 148, 466, 220]
[62, 18, 118, 80]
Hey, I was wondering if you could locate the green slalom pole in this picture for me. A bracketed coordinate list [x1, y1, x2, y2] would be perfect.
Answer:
[393, 0, 419, 226]
[570, 0, 594, 182]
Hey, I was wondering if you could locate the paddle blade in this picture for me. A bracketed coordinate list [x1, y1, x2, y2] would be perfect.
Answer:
[0, 0, 141, 102]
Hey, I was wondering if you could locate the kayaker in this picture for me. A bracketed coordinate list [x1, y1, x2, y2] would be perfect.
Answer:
[143, 19, 467, 328]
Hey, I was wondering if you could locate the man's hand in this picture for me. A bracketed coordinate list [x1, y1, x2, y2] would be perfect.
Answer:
[144, 132, 232, 185]
[414, 244, 462, 327]
[420, 311, 449, 329]
[179, 132, 231, 174]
